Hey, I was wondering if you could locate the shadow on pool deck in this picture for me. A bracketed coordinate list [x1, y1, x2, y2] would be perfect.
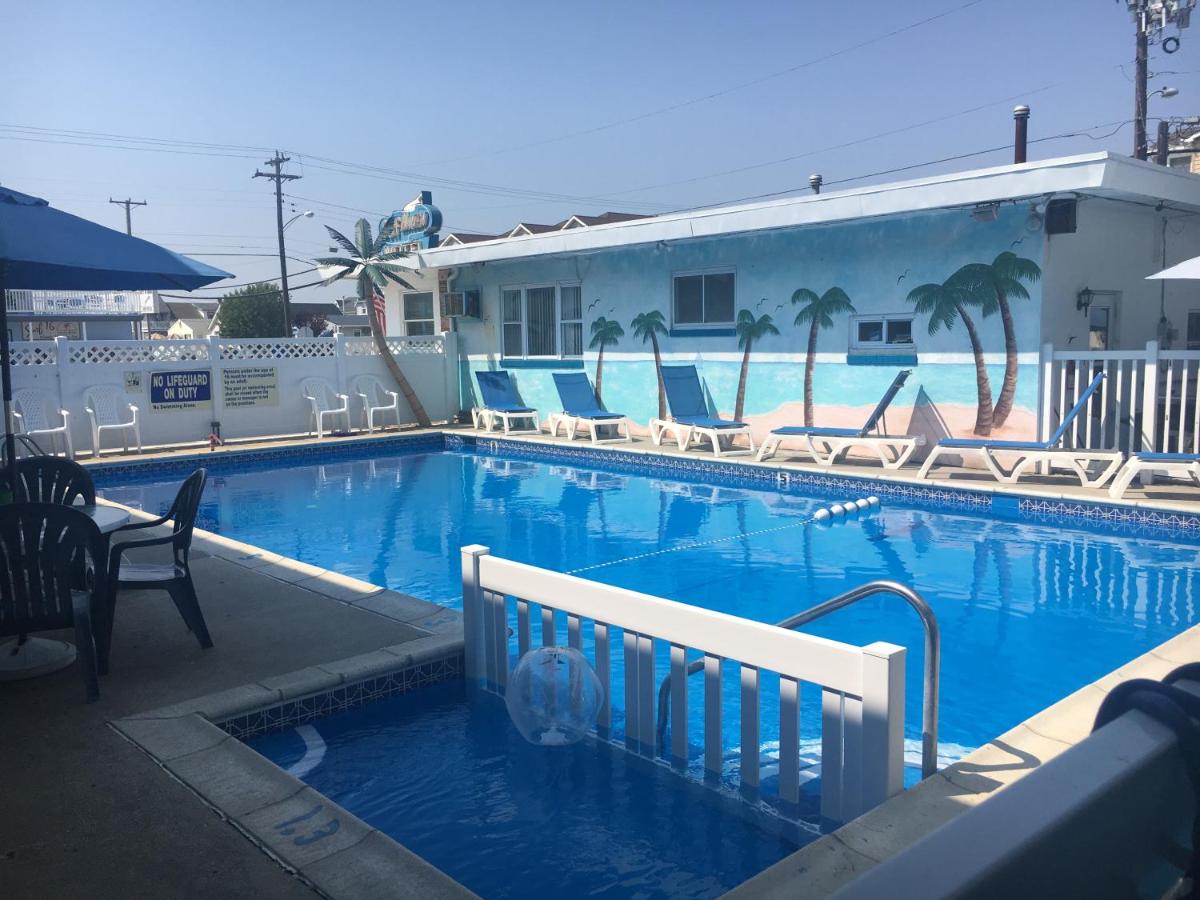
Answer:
[0, 548, 438, 900]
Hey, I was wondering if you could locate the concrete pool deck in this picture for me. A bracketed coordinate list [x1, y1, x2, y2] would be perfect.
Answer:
[0, 520, 464, 899]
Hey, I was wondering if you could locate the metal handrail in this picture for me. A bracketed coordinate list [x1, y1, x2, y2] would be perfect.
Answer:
[655, 579, 941, 779]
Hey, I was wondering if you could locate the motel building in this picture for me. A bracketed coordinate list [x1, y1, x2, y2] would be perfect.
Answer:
[390, 151, 1200, 449]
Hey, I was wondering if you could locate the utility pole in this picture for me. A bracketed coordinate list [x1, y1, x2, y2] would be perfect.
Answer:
[108, 197, 147, 235]
[253, 151, 301, 336]
[1123, 1, 1195, 160]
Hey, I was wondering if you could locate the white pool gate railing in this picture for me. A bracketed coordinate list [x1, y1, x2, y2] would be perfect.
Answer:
[461, 545, 907, 824]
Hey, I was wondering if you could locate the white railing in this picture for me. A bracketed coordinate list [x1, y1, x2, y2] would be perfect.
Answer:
[1039, 341, 1200, 454]
[461, 545, 906, 824]
[5, 289, 152, 316]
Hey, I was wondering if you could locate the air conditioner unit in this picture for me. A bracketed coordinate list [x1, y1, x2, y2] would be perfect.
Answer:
[444, 290, 480, 318]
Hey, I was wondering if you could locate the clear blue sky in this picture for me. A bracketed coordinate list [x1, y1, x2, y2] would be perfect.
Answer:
[1, 0, 1193, 300]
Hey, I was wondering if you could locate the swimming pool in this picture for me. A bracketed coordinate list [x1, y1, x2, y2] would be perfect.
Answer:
[97, 437, 1200, 894]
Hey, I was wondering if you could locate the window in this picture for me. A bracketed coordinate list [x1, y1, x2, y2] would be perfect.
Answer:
[672, 271, 735, 327]
[500, 284, 583, 359]
[1188, 310, 1200, 351]
[402, 292, 435, 336]
[852, 314, 915, 350]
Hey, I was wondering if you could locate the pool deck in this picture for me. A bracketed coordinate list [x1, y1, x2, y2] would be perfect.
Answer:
[0, 519, 464, 899]
[7, 424, 1196, 898]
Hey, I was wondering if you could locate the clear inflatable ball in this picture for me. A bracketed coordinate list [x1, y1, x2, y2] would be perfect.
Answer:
[505, 646, 604, 746]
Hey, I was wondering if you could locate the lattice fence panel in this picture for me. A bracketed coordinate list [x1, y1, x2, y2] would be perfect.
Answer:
[219, 339, 337, 360]
[68, 341, 212, 364]
[343, 338, 379, 357]
[8, 343, 57, 366]
[385, 336, 445, 355]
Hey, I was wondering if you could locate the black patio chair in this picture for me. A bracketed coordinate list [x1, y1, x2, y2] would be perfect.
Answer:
[103, 469, 210, 672]
[13, 456, 96, 505]
[0, 503, 108, 702]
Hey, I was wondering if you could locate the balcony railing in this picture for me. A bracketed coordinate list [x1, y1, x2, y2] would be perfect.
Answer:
[5, 290, 153, 317]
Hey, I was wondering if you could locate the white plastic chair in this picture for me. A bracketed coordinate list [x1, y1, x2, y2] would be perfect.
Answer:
[13, 388, 73, 458]
[352, 375, 402, 433]
[301, 377, 350, 438]
[83, 384, 141, 457]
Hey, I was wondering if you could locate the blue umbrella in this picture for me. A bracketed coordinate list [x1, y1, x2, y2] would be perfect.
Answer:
[0, 186, 231, 488]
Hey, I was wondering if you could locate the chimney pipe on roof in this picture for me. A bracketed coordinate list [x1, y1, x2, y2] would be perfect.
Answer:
[808, 174, 823, 195]
[1155, 120, 1170, 165]
[1013, 105, 1030, 164]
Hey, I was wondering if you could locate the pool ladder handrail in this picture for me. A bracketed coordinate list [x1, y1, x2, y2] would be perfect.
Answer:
[654, 579, 941, 780]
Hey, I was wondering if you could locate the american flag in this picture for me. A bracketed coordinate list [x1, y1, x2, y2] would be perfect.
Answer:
[371, 284, 387, 333]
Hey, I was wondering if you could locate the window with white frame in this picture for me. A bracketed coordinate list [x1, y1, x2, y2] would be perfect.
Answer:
[672, 270, 735, 327]
[500, 284, 583, 359]
[402, 292, 435, 336]
[851, 314, 915, 350]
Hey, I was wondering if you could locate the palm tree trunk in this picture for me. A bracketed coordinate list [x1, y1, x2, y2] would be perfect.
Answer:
[956, 302, 994, 436]
[734, 340, 752, 421]
[804, 321, 818, 427]
[594, 345, 605, 405]
[367, 286, 431, 427]
[650, 333, 666, 420]
[991, 292, 1018, 428]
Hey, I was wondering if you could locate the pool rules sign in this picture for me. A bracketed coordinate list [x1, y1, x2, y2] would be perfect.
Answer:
[150, 370, 213, 412]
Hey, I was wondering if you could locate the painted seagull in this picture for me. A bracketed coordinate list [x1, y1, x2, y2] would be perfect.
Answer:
[896, 268, 910, 285]
[586, 299, 602, 311]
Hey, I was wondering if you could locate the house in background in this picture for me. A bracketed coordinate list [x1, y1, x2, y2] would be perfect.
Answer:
[400, 151, 1200, 445]
[167, 316, 214, 339]
[4, 289, 155, 340]
[163, 300, 219, 340]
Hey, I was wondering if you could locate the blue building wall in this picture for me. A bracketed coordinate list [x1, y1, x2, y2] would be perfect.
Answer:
[451, 204, 1045, 440]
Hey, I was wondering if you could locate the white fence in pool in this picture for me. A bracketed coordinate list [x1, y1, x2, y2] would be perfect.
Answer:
[1039, 341, 1200, 455]
[461, 545, 907, 825]
[6, 332, 460, 453]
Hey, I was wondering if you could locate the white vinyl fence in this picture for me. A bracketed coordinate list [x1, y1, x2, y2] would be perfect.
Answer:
[8, 333, 459, 452]
[461, 545, 907, 824]
[1038, 341, 1200, 454]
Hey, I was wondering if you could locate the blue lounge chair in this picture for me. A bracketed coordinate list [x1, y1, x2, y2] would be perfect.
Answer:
[918, 371, 1123, 487]
[650, 365, 755, 457]
[1108, 452, 1200, 498]
[757, 369, 925, 469]
[548, 372, 632, 444]
[473, 370, 540, 435]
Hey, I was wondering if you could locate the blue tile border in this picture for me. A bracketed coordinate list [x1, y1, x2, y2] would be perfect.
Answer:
[218, 652, 464, 741]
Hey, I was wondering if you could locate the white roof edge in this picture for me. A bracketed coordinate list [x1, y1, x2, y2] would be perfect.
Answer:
[414, 152, 1200, 269]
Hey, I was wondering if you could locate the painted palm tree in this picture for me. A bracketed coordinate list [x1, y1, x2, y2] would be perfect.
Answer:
[734, 308, 780, 421]
[907, 273, 996, 436]
[589, 315, 624, 405]
[954, 252, 1041, 428]
[791, 287, 855, 426]
[316, 219, 431, 427]
[630, 309, 668, 419]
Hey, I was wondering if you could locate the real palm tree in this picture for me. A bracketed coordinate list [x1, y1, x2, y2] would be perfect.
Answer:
[954, 252, 1041, 429]
[907, 273, 996, 436]
[630, 310, 668, 419]
[316, 219, 431, 427]
[734, 308, 780, 421]
[588, 315, 624, 406]
[791, 287, 855, 426]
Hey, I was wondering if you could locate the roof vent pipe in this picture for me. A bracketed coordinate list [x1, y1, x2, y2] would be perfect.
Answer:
[808, 174, 823, 195]
[1013, 105, 1030, 164]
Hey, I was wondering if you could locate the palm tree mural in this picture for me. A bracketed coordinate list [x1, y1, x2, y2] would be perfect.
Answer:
[588, 315, 624, 405]
[907, 273, 996, 436]
[630, 310, 668, 420]
[791, 287, 855, 426]
[316, 219, 431, 426]
[733, 308, 779, 421]
[954, 252, 1041, 428]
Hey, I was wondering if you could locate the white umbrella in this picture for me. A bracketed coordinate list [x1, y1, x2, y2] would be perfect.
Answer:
[1147, 255, 1200, 280]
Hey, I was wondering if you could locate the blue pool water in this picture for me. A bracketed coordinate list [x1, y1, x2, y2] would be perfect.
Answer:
[98, 441, 1200, 894]
[249, 680, 800, 899]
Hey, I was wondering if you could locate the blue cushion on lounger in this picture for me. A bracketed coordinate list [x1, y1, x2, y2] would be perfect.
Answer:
[771, 426, 861, 437]
[674, 415, 747, 429]
[1133, 452, 1200, 462]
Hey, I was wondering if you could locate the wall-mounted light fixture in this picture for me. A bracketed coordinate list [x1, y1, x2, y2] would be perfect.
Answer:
[1076, 286, 1095, 314]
